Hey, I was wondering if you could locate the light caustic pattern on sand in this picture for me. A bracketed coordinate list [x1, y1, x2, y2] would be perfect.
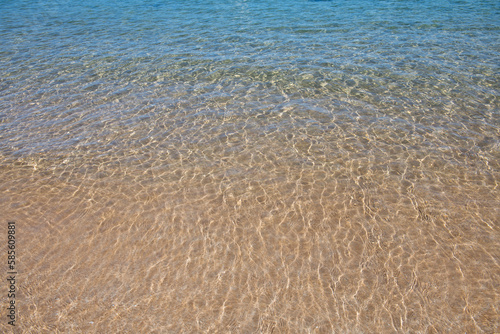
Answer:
[0, 0, 499, 332]
[1, 99, 499, 332]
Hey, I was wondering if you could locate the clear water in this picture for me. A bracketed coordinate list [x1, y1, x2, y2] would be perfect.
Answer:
[0, 0, 499, 332]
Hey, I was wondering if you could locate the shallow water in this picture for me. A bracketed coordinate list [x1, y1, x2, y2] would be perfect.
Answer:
[1, 0, 499, 332]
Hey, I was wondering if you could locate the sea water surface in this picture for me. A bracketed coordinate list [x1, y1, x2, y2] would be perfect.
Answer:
[1, 0, 499, 332]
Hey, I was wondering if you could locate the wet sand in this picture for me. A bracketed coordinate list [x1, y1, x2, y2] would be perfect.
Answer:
[1, 116, 499, 332]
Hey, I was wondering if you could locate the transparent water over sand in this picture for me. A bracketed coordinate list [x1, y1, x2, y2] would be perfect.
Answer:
[0, 0, 499, 332]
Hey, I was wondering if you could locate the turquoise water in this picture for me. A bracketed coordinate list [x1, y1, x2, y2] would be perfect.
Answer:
[1, 0, 498, 157]
[1, 0, 499, 333]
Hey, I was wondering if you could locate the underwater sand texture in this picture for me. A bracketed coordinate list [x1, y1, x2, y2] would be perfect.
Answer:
[1, 0, 499, 332]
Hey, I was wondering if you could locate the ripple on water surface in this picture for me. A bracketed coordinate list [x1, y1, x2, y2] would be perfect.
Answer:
[0, 0, 499, 332]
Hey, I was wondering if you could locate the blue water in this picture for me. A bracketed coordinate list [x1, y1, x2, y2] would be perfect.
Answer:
[0, 1, 499, 332]
[0, 0, 498, 157]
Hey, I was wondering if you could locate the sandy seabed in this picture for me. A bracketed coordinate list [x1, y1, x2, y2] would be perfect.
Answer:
[1, 122, 499, 333]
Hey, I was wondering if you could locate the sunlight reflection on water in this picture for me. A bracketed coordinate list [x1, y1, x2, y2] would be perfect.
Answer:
[0, 0, 499, 332]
